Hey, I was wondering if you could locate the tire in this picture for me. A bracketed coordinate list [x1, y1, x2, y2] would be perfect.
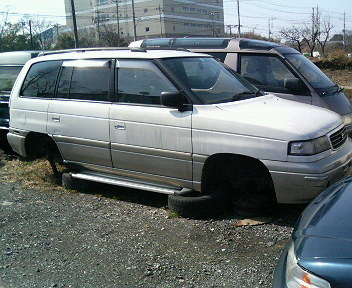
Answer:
[231, 181, 277, 217]
[168, 186, 229, 219]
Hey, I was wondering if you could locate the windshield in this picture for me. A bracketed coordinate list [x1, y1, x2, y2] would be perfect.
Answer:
[0, 66, 23, 92]
[285, 54, 335, 89]
[163, 57, 258, 104]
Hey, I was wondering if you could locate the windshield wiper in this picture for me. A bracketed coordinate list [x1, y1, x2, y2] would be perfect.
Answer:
[332, 86, 344, 95]
[232, 91, 256, 101]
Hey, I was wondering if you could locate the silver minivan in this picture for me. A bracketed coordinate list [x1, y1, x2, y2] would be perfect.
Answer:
[0, 51, 41, 144]
[7, 48, 352, 217]
[129, 38, 352, 132]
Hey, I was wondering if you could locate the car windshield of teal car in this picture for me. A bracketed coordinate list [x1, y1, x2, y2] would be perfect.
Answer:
[163, 57, 259, 104]
[285, 54, 335, 91]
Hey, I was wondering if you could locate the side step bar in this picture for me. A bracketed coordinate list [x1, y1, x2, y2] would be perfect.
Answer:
[70, 172, 192, 195]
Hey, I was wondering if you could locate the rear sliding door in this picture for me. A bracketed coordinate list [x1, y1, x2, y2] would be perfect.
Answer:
[47, 59, 113, 167]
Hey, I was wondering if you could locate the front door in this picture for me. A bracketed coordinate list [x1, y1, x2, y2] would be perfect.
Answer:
[109, 59, 192, 186]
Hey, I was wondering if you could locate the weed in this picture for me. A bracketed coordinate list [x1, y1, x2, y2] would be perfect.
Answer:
[168, 210, 180, 218]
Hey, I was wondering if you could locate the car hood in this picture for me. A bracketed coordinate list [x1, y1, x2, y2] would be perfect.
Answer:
[294, 179, 352, 242]
[294, 236, 352, 288]
[293, 179, 352, 287]
[194, 94, 342, 141]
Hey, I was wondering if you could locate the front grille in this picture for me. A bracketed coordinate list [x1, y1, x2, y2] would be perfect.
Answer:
[330, 126, 347, 150]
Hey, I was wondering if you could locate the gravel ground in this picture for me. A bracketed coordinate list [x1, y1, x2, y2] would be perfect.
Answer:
[0, 151, 304, 288]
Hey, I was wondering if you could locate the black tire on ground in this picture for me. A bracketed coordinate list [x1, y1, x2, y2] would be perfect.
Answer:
[168, 186, 230, 219]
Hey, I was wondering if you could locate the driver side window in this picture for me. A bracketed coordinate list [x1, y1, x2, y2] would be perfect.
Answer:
[240, 55, 303, 94]
[116, 60, 178, 105]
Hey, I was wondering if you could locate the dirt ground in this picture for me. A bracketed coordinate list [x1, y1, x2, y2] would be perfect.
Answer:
[0, 151, 303, 288]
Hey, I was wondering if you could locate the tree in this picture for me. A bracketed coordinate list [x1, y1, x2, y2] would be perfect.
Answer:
[0, 22, 39, 51]
[54, 33, 75, 50]
[0, 12, 9, 52]
[317, 16, 334, 56]
[23, 17, 56, 50]
[100, 24, 127, 47]
[279, 26, 304, 52]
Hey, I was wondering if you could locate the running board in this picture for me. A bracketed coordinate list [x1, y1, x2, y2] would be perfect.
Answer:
[70, 172, 191, 195]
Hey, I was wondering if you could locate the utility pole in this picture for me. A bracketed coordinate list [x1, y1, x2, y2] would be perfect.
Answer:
[113, 0, 120, 46]
[70, 0, 79, 48]
[236, 0, 241, 38]
[316, 5, 320, 42]
[96, 7, 101, 45]
[29, 20, 33, 49]
[343, 11, 346, 51]
[54, 24, 59, 42]
[312, 7, 315, 38]
[268, 18, 275, 40]
[155, 4, 164, 37]
[131, 0, 137, 41]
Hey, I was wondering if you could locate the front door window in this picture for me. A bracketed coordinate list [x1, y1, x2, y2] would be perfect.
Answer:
[240, 55, 308, 95]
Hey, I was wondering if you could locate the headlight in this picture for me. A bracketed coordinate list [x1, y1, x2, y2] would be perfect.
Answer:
[341, 114, 352, 127]
[286, 243, 331, 288]
[288, 136, 330, 155]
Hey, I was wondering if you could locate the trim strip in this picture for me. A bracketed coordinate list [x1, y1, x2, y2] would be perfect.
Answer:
[54, 135, 110, 149]
[111, 143, 192, 161]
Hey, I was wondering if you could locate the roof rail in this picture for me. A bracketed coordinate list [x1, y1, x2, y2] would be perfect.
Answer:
[38, 47, 129, 57]
[130, 47, 147, 52]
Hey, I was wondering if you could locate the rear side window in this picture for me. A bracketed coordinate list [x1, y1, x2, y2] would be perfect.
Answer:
[57, 60, 111, 101]
[21, 61, 62, 98]
[70, 67, 109, 101]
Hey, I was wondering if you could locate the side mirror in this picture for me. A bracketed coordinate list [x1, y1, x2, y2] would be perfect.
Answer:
[161, 92, 187, 109]
[284, 78, 306, 90]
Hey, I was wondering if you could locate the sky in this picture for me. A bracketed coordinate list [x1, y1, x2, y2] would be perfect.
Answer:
[0, 0, 351, 38]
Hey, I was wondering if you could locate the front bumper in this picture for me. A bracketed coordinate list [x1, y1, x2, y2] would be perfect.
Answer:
[264, 139, 352, 204]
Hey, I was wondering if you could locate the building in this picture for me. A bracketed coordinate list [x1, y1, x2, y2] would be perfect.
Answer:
[64, 0, 224, 42]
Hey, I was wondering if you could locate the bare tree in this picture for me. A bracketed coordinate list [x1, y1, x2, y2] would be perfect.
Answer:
[302, 25, 320, 57]
[279, 26, 304, 52]
[100, 24, 127, 47]
[23, 17, 55, 50]
[317, 16, 334, 56]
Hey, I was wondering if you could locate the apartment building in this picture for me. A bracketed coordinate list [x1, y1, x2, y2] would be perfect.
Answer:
[64, 0, 224, 41]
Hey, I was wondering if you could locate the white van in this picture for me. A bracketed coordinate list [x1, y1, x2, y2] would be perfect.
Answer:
[0, 51, 41, 144]
[7, 48, 352, 217]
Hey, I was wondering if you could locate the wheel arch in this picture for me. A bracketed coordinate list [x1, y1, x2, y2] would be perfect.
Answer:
[200, 153, 277, 202]
[24, 132, 57, 159]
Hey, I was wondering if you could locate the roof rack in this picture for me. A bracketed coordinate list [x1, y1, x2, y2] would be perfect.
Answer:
[38, 47, 129, 57]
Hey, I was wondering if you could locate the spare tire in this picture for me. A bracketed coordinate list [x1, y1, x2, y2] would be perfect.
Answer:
[168, 186, 229, 219]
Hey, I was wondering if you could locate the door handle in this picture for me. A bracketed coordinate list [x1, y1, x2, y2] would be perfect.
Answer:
[114, 122, 126, 130]
[52, 116, 60, 122]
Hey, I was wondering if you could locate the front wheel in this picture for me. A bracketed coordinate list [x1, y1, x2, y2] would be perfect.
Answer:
[168, 185, 230, 219]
